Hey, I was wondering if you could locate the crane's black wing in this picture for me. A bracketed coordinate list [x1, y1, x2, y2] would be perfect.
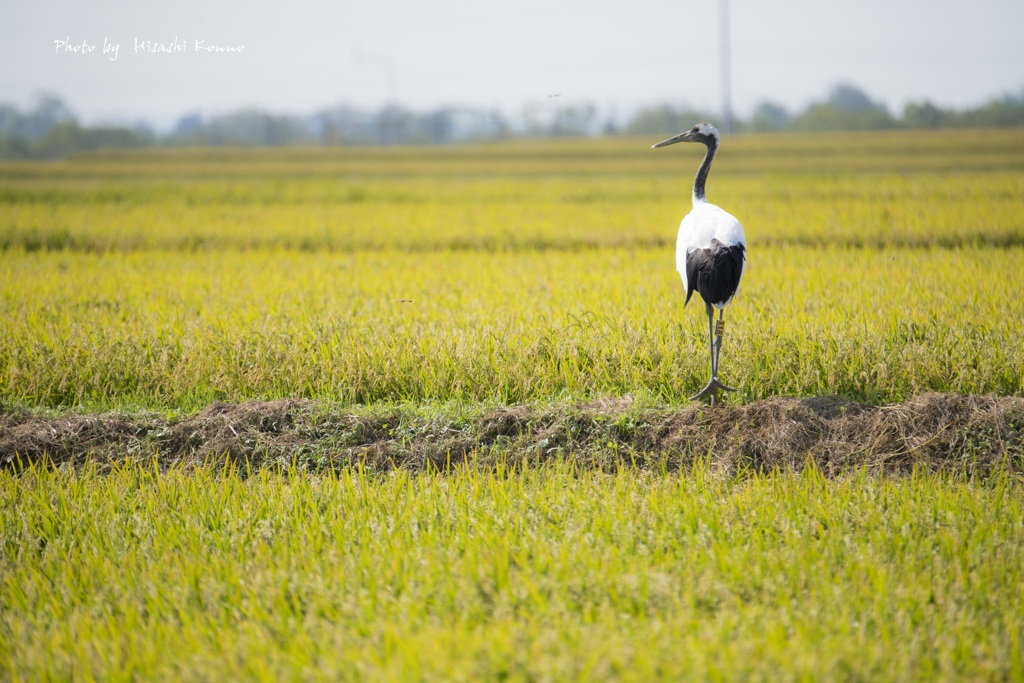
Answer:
[684, 239, 746, 307]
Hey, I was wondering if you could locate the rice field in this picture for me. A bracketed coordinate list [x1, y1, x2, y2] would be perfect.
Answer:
[3, 462, 1023, 681]
[2, 130, 1023, 412]
[2, 129, 1024, 680]
[1, 245, 1023, 411]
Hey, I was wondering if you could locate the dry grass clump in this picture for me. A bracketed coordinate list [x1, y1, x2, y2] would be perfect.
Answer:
[3, 393, 1020, 475]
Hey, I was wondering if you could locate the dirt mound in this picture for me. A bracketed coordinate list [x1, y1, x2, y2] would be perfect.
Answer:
[0, 414, 150, 466]
[2, 393, 1021, 475]
[662, 393, 1021, 475]
[158, 399, 308, 460]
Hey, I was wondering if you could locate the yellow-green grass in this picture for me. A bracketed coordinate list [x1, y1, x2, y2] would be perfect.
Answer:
[2, 462, 1022, 681]
[1, 129, 1023, 412]
[1, 245, 1022, 411]
[2, 131, 1023, 254]
[3, 132, 1024, 683]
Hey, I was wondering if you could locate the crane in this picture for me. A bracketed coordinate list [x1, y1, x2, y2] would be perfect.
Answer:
[653, 122, 747, 406]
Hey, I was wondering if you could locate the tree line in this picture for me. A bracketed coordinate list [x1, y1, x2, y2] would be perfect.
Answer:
[2, 83, 1023, 158]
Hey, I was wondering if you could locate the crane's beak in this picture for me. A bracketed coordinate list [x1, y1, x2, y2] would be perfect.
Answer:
[651, 131, 695, 149]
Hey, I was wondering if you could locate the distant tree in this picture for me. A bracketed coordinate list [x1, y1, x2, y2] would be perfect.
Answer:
[749, 102, 790, 132]
[902, 101, 950, 128]
[415, 108, 509, 144]
[601, 104, 621, 135]
[317, 115, 343, 146]
[173, 112, 204, 135]
[550, 104, 597, 137]
[0, 105, 21, 136]
[420, 109, 455, 144]
[793, 103, 895, 131]
[964, 91, 1024, 127]
[624, 104, 716, 136]
[0, 133, 31, 158]
[184, 109, 309, 146]
[0, 94, 77, 141]
[24, 95, 77, 138]
[791, 83, 895, 131]
[34, 122, 153, 158]
[4, 83, 1024, 158]
[827, 83, 881, 112]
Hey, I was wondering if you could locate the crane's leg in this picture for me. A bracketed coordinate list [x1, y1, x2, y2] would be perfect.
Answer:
[714, 308, 737, 393]
[690, 304, 737, 406]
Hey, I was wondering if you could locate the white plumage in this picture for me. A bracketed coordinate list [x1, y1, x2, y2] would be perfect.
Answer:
[653, 122, 747, 405]
[676, 202, 747, 309]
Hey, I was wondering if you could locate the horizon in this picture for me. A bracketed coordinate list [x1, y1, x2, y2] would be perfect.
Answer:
[5, 81, 1021, 139]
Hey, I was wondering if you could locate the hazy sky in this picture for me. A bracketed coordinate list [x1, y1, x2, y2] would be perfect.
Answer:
[2, 0, 1022, 129]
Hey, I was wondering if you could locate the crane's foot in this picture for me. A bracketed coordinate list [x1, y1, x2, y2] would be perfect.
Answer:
[690, 377, 737, 406]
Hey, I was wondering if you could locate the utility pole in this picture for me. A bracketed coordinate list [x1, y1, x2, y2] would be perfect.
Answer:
[720, 0, 733, 135]
[354, 51, 398, 145]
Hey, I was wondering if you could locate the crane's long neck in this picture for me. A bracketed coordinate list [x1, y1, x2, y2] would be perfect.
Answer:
[692, 140, 718, 205]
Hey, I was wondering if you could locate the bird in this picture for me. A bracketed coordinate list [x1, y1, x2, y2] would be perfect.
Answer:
[652, 122, 747, 406]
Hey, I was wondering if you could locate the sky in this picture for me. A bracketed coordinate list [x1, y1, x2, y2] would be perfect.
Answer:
[2, 0, 1022, 130]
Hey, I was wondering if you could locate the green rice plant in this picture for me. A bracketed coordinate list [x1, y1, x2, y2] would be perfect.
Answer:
[1, 462, 1021, 681]
[3, 131, 1023, 683]
[1, 130, 1022, 254]
[1, 129, 1022, 412]
[1, 245, 1021, 411]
